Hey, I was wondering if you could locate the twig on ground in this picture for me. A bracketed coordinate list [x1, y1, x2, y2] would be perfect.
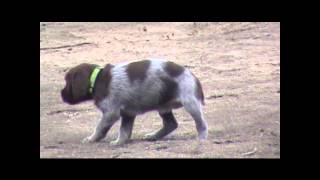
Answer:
[40, 42, 93, 51]
[184, 65, 196, 69]
[110, 154, 121, 158]
[46, 108, 93, 115]
[207, 95, 224, 99]
[241, 147, 257, 156]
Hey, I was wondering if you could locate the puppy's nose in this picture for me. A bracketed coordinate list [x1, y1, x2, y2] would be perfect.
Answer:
[61, 89, 67, 101]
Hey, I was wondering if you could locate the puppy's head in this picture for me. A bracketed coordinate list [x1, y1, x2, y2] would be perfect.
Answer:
[61, 63, 97, 105]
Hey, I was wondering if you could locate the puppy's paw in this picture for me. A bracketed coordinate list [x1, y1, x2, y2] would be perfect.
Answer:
[198, 130, 208, 141]
[110, 139, 125, 146]
[81, 136, 96, 144]
[144, 132, 158, 141]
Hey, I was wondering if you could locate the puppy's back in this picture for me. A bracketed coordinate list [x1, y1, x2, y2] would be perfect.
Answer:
[107, 59, 203, 114]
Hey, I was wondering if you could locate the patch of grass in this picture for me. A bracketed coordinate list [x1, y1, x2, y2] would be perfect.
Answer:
[208, 126, 226, 137]
[40, 83, 66, 114]
[181, 131, 194, 136]
[175, 131, 196, 139]
[153, 144, 169, 151]
[132, 133, 147, 140]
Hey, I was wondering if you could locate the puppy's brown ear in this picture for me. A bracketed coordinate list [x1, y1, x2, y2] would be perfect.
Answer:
[70, 69, 91, 102]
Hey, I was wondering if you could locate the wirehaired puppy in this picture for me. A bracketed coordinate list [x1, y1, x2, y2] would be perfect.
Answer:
[61, 59, 208, 145]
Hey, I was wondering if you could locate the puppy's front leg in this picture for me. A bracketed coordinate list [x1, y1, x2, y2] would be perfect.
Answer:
[110, 112, 136, 146]
[82, 111, 120, 143]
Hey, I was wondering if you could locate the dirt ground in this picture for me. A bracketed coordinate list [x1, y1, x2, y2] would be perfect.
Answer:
[40, 22, 280, 158]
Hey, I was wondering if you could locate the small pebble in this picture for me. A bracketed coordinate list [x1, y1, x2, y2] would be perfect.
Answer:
[143, 26, 147, 32]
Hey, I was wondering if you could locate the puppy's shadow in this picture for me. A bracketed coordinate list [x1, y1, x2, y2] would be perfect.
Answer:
[129, 134, 197, 144]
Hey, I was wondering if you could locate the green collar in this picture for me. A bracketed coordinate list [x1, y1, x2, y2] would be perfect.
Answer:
[89, 67, 102, 94]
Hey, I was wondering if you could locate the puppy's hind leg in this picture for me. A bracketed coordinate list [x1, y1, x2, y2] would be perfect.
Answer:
[82, 111, 120, 143]
[110, 112, 136, 146]
[182, 98, 208, 140]
[145, 111, 178, 141]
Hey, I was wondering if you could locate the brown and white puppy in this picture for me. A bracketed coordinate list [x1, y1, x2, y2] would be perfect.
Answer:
[61, 58, 208, 145]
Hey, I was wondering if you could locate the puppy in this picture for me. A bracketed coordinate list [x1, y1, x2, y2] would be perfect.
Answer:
[61, 59, 208, 145]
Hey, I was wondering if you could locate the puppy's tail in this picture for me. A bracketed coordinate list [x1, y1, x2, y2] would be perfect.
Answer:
[195, 77, 205, 105]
